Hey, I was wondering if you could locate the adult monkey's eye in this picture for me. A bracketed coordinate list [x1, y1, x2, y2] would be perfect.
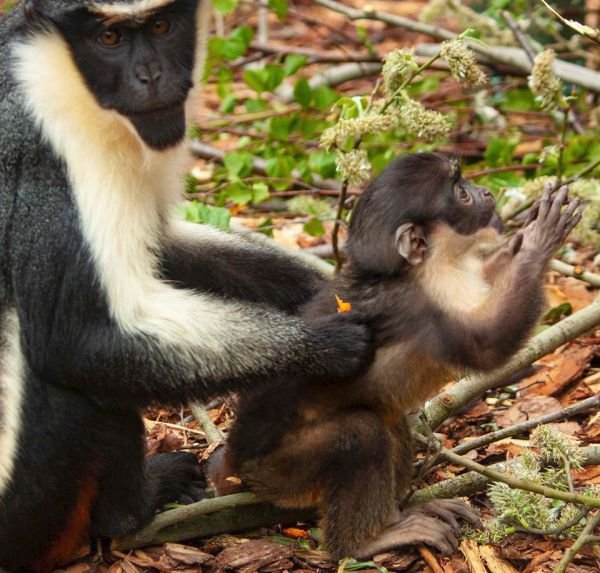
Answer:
[150, 19, 171, 35]
[98, 29, 122, 47]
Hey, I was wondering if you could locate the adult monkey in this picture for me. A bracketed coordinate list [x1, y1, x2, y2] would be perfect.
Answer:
[0, 1, 371, 570]
[209, 153, 582, 561]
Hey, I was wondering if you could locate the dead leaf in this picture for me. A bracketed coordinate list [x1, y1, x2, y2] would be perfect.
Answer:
[518, 343, 595, 397]
[553, 278, 596, 312]
[495, 395, 562, 427]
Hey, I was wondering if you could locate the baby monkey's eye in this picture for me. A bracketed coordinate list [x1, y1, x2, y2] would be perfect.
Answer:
[457, 185, 471, 203]
[98, 29, 122, 47]
[150, 19, 171, 35]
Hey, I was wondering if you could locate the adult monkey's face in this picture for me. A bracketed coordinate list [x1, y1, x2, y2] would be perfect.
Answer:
[32, 0, 201, 150]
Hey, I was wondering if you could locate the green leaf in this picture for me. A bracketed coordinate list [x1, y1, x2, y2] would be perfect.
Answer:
[245, 98, 267, 112]
[223, 152, 253, 179]
[304, 217, 325, 237]
[268, 0, 289, 19]
[209, 36, 248, 61]
[497, 88, 536, 112]
[283, 54, 308, 76]
[212, 0, 238, 14]
[269, 115, 296, 139]
[293, 78, 313, 108]
[220, 93, 237, 114]
[484, 137, 517, 167]
[265, 156, 294, 179]
[544, 302, 572, 324]
[308, 152, 337, 179]
[342, 558, 389, 573]
[224, 182, 253, 205]
[263, 64, 285, 91]
[231, 25, 254, 46]
[184, 203, 231, 230]
[312, 85, 339, 111]
[210, 27, 253, 61]
[252, 182, 270, 204]
[243, 69, 266, 93]
[244, 65, 285, 94]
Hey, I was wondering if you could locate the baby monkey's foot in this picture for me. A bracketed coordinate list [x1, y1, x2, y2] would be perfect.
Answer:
[357, 499, 480, 558]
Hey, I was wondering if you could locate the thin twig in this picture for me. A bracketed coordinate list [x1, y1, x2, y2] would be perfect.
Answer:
[465, 164, 540, 179]
[557, 104, 571, 184]
[250, 41, 380, 63]
[451, 394, 600, 456]
[189, 403, 224, 444]
[331, 181, 348, 273]
[501, 11, 537, 63]
[562, 156, 600, 185]
[514, 508, 589, 537]
[553, 511, 600, 573]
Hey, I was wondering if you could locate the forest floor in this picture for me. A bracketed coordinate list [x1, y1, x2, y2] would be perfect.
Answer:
[2, 0, 595, 571]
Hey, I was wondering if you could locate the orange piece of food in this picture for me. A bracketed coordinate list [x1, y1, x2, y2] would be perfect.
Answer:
[282, 527, 310, 539]
[335, 294, 352, 313]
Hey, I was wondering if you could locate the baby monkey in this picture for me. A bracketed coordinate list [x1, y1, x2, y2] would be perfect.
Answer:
[209, 152, 581, 560]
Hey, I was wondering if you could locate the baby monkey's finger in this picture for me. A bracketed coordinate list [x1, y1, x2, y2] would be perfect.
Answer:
[535, 183, 553, 221]
[547, 185, 569, 224]
[563, 206, 584, 237]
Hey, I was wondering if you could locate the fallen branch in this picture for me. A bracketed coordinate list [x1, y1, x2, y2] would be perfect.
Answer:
[276, 62, 382, 102]
[189, 140, 343, 192]
[550, 259, 600, 288]
[415, 43, 600, 92]
[313, 0, 600, 92]
[116, 447, 600, 549]
[116, 493, 314, 550]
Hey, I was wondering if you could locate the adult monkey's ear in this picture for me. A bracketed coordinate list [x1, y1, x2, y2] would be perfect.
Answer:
[395, 223, 427, 265]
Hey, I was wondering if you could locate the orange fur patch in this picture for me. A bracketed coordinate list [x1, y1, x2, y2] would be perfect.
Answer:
[37, 468, 99, 572]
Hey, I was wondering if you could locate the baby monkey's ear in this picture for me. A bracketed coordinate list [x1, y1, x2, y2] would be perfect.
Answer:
[395, 223, 427, 266]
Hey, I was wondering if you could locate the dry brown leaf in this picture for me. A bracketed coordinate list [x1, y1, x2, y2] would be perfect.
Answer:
[163, 543, 215, 566]
[518, 343, 595, 397]
[487, 438, 528, 458]
[574, 465, 600, 485]
[552, 278, 596, 312]
[494, 395, 562, 427]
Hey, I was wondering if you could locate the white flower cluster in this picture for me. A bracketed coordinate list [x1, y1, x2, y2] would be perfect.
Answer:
[528, 49, 563, 112]
[440, 39, 487, 87]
